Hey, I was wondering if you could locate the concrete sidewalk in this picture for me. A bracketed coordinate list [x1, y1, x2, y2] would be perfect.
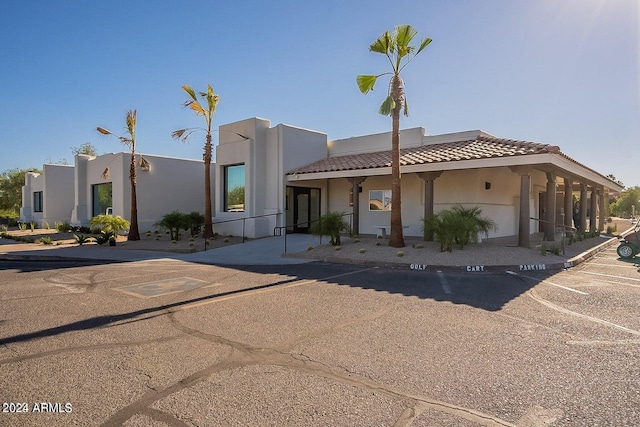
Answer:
[0, 233, 321, 265]
[1, 230, 626, 271]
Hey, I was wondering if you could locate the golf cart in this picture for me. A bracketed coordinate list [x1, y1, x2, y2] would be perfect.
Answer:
[617, 220, 640, 259]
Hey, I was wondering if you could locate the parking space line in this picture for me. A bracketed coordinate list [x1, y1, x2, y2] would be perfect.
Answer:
[506, 271, 588, 295]
[528, 289, 640, 336]
[578, 271, 640, 283]
[437, 271, 452, 294]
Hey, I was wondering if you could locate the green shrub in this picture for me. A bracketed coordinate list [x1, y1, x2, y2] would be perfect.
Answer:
[95, 230, 114, 245]
[55, 221, 72, 232]
[74, 234, 92, 245]
[90, 215, 130, 236]
[310, 211, 349, 246]
[359, 248, 366, 254]
[155, 211, 205, 240]
[421, 205, 498, 252]
[397, 251, 404, 257]
[40, 236, 53, 245]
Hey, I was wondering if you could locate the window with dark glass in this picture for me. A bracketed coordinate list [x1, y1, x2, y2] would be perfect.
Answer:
[224, 164, 245, 212]
[33, 191, 43, 212]
[92, 182, 112, 216]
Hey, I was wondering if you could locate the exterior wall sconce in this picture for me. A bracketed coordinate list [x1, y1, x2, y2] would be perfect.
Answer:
[139, 156, 151, 172]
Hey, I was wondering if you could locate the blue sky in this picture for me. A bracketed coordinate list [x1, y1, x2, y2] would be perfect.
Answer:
[1, 0, 638, 187]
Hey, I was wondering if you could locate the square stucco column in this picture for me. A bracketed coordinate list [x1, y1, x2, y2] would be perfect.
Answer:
[590, 187, 598, 232]
[579, 183, 588, 233]
[563, 177, 574, 231]
[599, 191, 608, 231]
[510, 166, 532, 248]
[348, 177, 366, 236]
[417, 171, 442, 241]
[544, 172, 557, 241]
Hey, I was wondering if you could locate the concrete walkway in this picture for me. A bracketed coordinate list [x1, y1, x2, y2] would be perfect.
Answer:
[0, 233, 321, 265]
[0, 229, 627, 270]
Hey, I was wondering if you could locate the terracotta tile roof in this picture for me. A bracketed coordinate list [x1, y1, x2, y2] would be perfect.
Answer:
[287, 135, 561, 175]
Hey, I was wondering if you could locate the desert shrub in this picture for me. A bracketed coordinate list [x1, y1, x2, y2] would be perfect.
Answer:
[421, 205, 497, 252]
[95, 230, 114, 245]
[310, 211, 349, 246]
[91, 215, 130, 237]
[155, 211, 186, 241]
[55, 221, 72, 232]
[74, 234, 92, 245]
[40, 236, 53, 245]
[187, 211, 205, 237]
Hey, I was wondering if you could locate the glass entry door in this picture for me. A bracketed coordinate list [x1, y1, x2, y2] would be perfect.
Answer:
[287, 187, 320, 233]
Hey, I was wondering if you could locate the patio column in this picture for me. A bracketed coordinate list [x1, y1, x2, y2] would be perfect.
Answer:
[563, 176, 574, 231]
[590, 187, 598, 232]
[348, 177, 366, 236]
[417, 171, 442, 241]
[544, 171, 557, 241]
[579, 183, 588, 233]
[510, 166, 532, 248]
[599, 191, 608, 231]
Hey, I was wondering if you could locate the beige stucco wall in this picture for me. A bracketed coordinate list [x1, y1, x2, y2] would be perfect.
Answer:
[20, 165, 74, 226]
[69, 153, 203, 230]
[215, 118, 328, 238]
[324, 166, 542, 239]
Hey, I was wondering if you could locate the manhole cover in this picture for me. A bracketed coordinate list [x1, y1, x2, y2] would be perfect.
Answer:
[116, 277, 207, 298]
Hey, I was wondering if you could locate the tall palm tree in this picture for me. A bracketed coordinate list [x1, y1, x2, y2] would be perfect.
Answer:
[172, 84, 219, 240]
[357, 25, 432, 248]
[97, 109, 141, 240]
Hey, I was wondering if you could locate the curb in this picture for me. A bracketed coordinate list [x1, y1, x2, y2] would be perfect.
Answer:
[283, 236, 621, 272]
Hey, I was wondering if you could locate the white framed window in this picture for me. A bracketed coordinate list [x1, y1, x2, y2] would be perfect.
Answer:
[224, 164, 245, 212]
[33, 191, 43, 213]
[369, 190, 391, 211]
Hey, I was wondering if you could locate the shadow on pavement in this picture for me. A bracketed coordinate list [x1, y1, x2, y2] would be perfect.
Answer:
[0, 262, 546, 347]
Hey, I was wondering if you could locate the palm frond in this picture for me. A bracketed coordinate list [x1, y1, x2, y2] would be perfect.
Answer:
[378, 95, 395, 116]
[356, 75, 378, 94]
[182, 85, 197, 102]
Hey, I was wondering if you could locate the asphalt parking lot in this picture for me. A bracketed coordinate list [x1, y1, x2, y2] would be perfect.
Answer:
[1, 244, 638, 426]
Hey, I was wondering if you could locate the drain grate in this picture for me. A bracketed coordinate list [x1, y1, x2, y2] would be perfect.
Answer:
[116, 277, 208, 298]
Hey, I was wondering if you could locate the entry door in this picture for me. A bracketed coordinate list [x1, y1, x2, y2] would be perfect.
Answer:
[290, 187, 320, 233]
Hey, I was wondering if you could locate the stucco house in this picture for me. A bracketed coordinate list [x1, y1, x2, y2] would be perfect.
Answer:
[22, 116, 623, 247]
[215, 117, 623, 247]
[21, 152, 204, 231]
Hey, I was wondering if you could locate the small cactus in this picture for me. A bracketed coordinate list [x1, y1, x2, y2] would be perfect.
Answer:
[397, 251, 404, 257]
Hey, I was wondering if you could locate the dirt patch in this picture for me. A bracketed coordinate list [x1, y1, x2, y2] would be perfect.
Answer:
[0, 228, 244, 253]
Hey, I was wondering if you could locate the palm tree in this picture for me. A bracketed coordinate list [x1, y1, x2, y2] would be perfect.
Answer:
[357, 25, 432, 248]
[172, 84, 219, 240]
[96, 109, 141, 241]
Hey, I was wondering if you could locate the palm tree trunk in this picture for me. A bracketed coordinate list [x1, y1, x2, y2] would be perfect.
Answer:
[128, 152, 140, 240]
[389, 74, 405, 248]
[203, 133, 214, 239]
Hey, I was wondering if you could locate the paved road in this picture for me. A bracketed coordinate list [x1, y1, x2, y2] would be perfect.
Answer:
[0, 246, 638, 426]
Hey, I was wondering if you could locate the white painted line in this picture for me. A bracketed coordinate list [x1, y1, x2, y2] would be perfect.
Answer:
[437, 271, 452, 294]
[578, 271, 640, 283]
[529, 290, 640, 336]
[505, 270, 588, 295]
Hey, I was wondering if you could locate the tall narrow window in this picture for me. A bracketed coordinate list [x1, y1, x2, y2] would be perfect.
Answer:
[33, 191, 43, 213]
[92, 183, 112, 216]
[224, 164, 245, 212]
